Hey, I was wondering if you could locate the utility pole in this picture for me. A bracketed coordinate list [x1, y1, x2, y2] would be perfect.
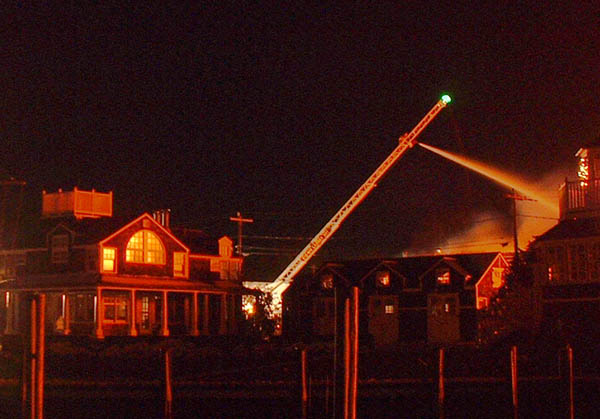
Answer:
[506, 190, 536, 261]
[229, 212, 253, 256]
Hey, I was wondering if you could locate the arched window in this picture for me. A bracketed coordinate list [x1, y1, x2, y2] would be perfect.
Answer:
[126, 230, 165, 264]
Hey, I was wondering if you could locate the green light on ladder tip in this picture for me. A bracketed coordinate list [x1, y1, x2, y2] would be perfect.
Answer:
[441, 94, 452, 104]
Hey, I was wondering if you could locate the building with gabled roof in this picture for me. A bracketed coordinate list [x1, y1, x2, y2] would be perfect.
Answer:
[283, 252, 510, 345]
[0, 188, 245, 339]
[531, 140, 600, 339]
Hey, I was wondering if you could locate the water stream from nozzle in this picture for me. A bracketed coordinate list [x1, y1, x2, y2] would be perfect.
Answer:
[418, 142, 558, 214]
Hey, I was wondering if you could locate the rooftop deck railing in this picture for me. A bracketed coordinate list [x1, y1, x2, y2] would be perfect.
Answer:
[559, 178, 600, 219]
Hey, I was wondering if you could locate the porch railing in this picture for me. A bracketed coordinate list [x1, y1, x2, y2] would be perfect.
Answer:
[559, 178, 600, 219]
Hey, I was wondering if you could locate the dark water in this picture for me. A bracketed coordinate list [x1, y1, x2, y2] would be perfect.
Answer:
[1, 380, 595, 419]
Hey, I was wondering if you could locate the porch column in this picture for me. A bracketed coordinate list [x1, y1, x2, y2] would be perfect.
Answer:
[95, 288, 104, 339]
[129, 289, 138, 336]
[203, 294, 209, 335]
[4, 292, 14, 335]
[161, 291, 170, 337]
[219, 294, 227, 335]
[191, 292, 200, 336]
[63, 294, 71, 335]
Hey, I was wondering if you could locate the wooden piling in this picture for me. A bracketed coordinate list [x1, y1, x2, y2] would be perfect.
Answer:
[29, 295, 37, 419]
[343, 297, 350, 419]
[438, 347, 445, 419]
[164, 348, 173, 419]
[35, 294, 45, 419]
[511, 345, 518, 419]
[349, 287, 359, 419]
[568, 344, 574, 419]
[301, 348, 308, 419]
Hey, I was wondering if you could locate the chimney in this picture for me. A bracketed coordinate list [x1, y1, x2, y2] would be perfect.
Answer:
[152, 209, 171, 228]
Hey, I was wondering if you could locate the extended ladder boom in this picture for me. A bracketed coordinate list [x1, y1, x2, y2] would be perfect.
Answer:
[270, 95, 451, 293]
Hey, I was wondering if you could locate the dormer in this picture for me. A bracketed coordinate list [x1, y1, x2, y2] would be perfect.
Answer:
[99, 213, 190, 278]
[47, 224, 75, 265]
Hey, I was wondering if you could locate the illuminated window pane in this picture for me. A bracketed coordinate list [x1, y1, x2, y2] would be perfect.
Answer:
[103, 247, 116, 272]
[321, 274, 334, 290]
[492, 267, 504, 288]
[174, 252, 186, 276]
[437, 268, 450, 285]
[126, 230, 165, 264]
[385, 304, 394, 314]
[376, 271, 390, 287]
[116, 300, 127, 320]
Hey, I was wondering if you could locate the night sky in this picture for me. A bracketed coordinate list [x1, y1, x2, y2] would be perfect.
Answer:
[2, 3, 599, 277]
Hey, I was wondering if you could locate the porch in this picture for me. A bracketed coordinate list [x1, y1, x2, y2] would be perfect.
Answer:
[3, 288, 239, 339]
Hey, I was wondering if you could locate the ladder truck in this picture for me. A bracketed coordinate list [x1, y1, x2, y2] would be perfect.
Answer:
[255, 94, 452, 317]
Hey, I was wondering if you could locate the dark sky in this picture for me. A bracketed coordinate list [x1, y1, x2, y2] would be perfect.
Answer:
[2, 3, 599, 273]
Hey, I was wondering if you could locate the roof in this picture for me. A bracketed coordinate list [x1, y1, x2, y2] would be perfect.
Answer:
[16, 215, 129, 248]
[533, 217, 600, 243]
[314, 252, 504, 285]
[12, 213, 222, 256]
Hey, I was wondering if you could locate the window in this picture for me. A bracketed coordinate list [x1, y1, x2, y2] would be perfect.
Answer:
[385, 303, 395, 314]
[546, 246, 566, 282]
[569, 244, 588, 282]
[492, 267, 504, 288]
[51, 234, 69, 264]
[436, 268, 450, 285]
[376, 271, 390, 287]
[443, 297, 456, 314]
[103, 295, 128, 322]
[174, 252, 186, 277]
[102, 247, 116, 273]
[321, 274, 334, 290]
[141, 296, 150, 329]
[477, 296, 489, 310]
[71, 294, 95, 322]
[126, 230, 165, 264]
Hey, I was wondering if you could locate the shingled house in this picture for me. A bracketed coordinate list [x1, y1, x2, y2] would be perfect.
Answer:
[283, 252, 510, 345]
[531, 139, 600, 338]
[0, 188, 244, 338]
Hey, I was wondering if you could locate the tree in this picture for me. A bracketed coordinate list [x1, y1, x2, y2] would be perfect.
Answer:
[242, 291, 277, 340]
[478, 251, 536, 344]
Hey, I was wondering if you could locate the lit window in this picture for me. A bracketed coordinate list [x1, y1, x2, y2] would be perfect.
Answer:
[51, 234, 69, 264]
[492, 267, 504, 288]
[321, 274, 334, 290]
[436, 268, 450, 285]
[385, 304, 394, 314]
[477, 296, 489, 310]
[174, 252, 186, 277]
[141, 296, 150, 329]
[102, 247, 116, 273]
[376, 271, 390, 287]
[126, 230, 165, 264]
[443, 298, 455, 314]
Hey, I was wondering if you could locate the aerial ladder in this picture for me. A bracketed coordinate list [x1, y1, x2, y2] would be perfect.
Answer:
[261, 94, 452, 312]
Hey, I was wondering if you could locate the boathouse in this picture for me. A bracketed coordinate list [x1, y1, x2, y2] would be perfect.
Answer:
[283, 252, 510, 345]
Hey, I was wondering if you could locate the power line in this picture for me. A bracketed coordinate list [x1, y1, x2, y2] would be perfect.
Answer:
[243, 235, 313, 241]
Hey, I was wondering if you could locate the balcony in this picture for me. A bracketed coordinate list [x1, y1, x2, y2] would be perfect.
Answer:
[559, 178, 600, 220]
